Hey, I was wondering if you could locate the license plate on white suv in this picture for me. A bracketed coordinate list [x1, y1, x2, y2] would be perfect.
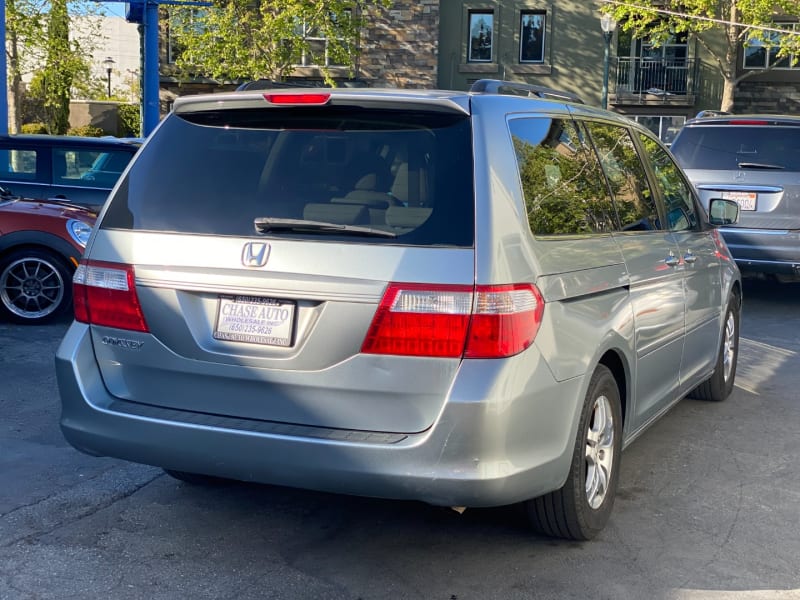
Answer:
[214, 295, 295, 346]
[721, 191, 757, 211]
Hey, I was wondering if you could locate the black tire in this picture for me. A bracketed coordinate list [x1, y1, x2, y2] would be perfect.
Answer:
[690, 293, 740, 402]
[0, 248, 73, 324]
[163, 469, 229, 485]
[525, 365, 622, 540]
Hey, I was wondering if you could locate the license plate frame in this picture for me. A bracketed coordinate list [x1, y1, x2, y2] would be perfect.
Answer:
[721, 191, 757, 211]
[213, 295, 295, 347]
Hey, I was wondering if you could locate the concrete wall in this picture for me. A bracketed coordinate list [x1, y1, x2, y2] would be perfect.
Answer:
[69, 101, 120, 135]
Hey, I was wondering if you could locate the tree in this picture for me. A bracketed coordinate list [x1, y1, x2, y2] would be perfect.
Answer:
[603, 0, 800, 112]
[5, 0, 104, 133]
[169, 0, 390, 85]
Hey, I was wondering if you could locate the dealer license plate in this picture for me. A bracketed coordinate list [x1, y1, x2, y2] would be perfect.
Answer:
[214, 295, 295, 346]
[721, 191, 757, 211]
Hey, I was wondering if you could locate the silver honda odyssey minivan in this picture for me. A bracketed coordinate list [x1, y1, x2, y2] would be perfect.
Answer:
[56, 81, 742, 540]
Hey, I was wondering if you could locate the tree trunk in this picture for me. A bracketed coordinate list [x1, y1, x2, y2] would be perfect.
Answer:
[720, 77, 736, 113]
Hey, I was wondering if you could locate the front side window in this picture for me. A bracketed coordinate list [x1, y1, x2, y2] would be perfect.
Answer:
[53, 149, 134, 188]
[468, 10, 494, 62]
[583, 122, 660, 232]
[519, 11, 545, 63]
[510, 117, 615, 235]
[637, 133, 699, 232]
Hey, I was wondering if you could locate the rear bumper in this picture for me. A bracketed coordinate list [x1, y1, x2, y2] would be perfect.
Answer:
[56, 322, 584, 508]
[720, 228, 800, 277]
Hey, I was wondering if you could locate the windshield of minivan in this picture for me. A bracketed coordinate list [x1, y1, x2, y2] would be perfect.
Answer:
[671, 125, 800, 171]
[102, 107, 475, 247]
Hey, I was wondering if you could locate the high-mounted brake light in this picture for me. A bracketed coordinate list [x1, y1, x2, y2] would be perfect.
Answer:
[263, 93, 331, 105]
[361, 283, 544, 359]
[727, 120, 769, 125]
[73, 260, 149, 332]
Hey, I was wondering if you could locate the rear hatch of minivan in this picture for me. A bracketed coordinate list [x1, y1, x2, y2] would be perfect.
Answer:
[77, 92, 485, 435]
[671, 122, 800, 231]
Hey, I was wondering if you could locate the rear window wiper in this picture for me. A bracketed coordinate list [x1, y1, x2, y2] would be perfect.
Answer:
[737, 161, 785, 170]
[254, 217, 397, 238]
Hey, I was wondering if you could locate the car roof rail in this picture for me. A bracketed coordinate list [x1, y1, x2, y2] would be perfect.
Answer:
[469, 79, 585, 104]
[694, 110, 731, 119]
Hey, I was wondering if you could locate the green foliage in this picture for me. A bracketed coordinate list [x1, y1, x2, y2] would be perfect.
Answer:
[603, 0, 800, 110]
[169, 0, 390, 85]
[117, 104, 141, 138]
[21, 122, 48, 134]
[5, 0, 103, 132]
[66, 124, 106, 137]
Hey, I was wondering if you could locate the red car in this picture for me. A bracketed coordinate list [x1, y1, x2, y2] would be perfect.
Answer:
[0, 188, 96, 323]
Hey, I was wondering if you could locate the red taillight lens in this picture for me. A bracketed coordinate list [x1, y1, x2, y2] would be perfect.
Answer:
[464, 284, 544, 358]
[263, 93, 331, 105]
[361, 284, 473, 358]
[73, 260, 149, 332]
[361, 283, 544, 359]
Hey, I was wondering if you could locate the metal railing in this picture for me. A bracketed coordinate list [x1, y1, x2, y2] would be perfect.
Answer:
[613, 57, 697, 102]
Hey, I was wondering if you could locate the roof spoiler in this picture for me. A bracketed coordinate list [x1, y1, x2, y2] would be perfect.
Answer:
[469, 79, 584, 104]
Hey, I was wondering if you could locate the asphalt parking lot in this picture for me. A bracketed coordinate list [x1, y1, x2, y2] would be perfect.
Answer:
[1, 278, 798, 600]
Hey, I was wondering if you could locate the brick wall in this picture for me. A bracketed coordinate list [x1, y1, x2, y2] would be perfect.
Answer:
[735, 82, 800, 115]
[359, 1, 439, 88]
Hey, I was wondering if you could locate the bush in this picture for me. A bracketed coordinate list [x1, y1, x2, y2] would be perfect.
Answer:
[67, 125, 106, 137]
[117, 104, 141, 138]
[21, 122, 48, 134]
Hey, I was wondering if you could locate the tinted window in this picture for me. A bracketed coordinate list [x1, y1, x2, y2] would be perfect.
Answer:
[54, 149, 134, 189]
[583, 121, 661, 232]
[638, 133, 699, 232]
[510, 117, 615, 235]
[0, 149, 38, 181]
[103, 107, 474, 247]
[671, 125, 800, 171]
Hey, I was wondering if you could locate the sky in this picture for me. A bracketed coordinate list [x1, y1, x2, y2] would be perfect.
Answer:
[102, 2, 128, 18]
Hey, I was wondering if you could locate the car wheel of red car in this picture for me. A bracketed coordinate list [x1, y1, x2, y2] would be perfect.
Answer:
[0, 248, 73, 324]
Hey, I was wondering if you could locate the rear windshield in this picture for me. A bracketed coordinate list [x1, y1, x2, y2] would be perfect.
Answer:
[102, 106, 474, 247]
[671, 125, 800, 171]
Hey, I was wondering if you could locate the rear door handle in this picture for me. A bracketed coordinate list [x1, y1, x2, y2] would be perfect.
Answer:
[664, 251, 680, 267]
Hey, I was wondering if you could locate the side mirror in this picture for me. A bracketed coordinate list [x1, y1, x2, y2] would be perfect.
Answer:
[708, 198, 740, 226]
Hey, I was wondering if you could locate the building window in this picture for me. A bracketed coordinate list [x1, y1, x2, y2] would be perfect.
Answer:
[744, 23, 799, 69]
[468, 10, 494, 62]
[166, 8, 207, 65]
[631, 115, 686, 145]
[292, 12, 351, 68]
[519, 11, 545, 63]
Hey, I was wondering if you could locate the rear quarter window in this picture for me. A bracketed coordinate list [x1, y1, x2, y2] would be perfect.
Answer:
[509, 116, 616, 235]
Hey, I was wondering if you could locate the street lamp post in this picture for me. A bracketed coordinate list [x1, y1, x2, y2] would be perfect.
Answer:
[600, 14, 617, 110]
[102, 57, 116, 99]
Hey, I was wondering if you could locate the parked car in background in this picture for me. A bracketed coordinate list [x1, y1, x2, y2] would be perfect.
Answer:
[0, 134, 140, 213]
[56, 81, 741, 541]
[0, 188, 96, 323]
[670, 113, 800, 282]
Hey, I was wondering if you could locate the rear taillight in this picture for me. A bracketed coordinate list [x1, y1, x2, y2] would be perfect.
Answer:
[361, 283, 544, 359]
[73, 260, 149, 332]
[263, 93, 331, 105]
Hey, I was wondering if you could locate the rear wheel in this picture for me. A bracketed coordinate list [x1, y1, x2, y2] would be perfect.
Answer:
[525, 365, 622, 540]
[690, 293, 740, 402]
[0, 249, 73, 324]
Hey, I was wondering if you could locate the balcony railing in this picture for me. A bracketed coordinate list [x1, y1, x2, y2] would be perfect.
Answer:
[612, 57, 698, 105]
